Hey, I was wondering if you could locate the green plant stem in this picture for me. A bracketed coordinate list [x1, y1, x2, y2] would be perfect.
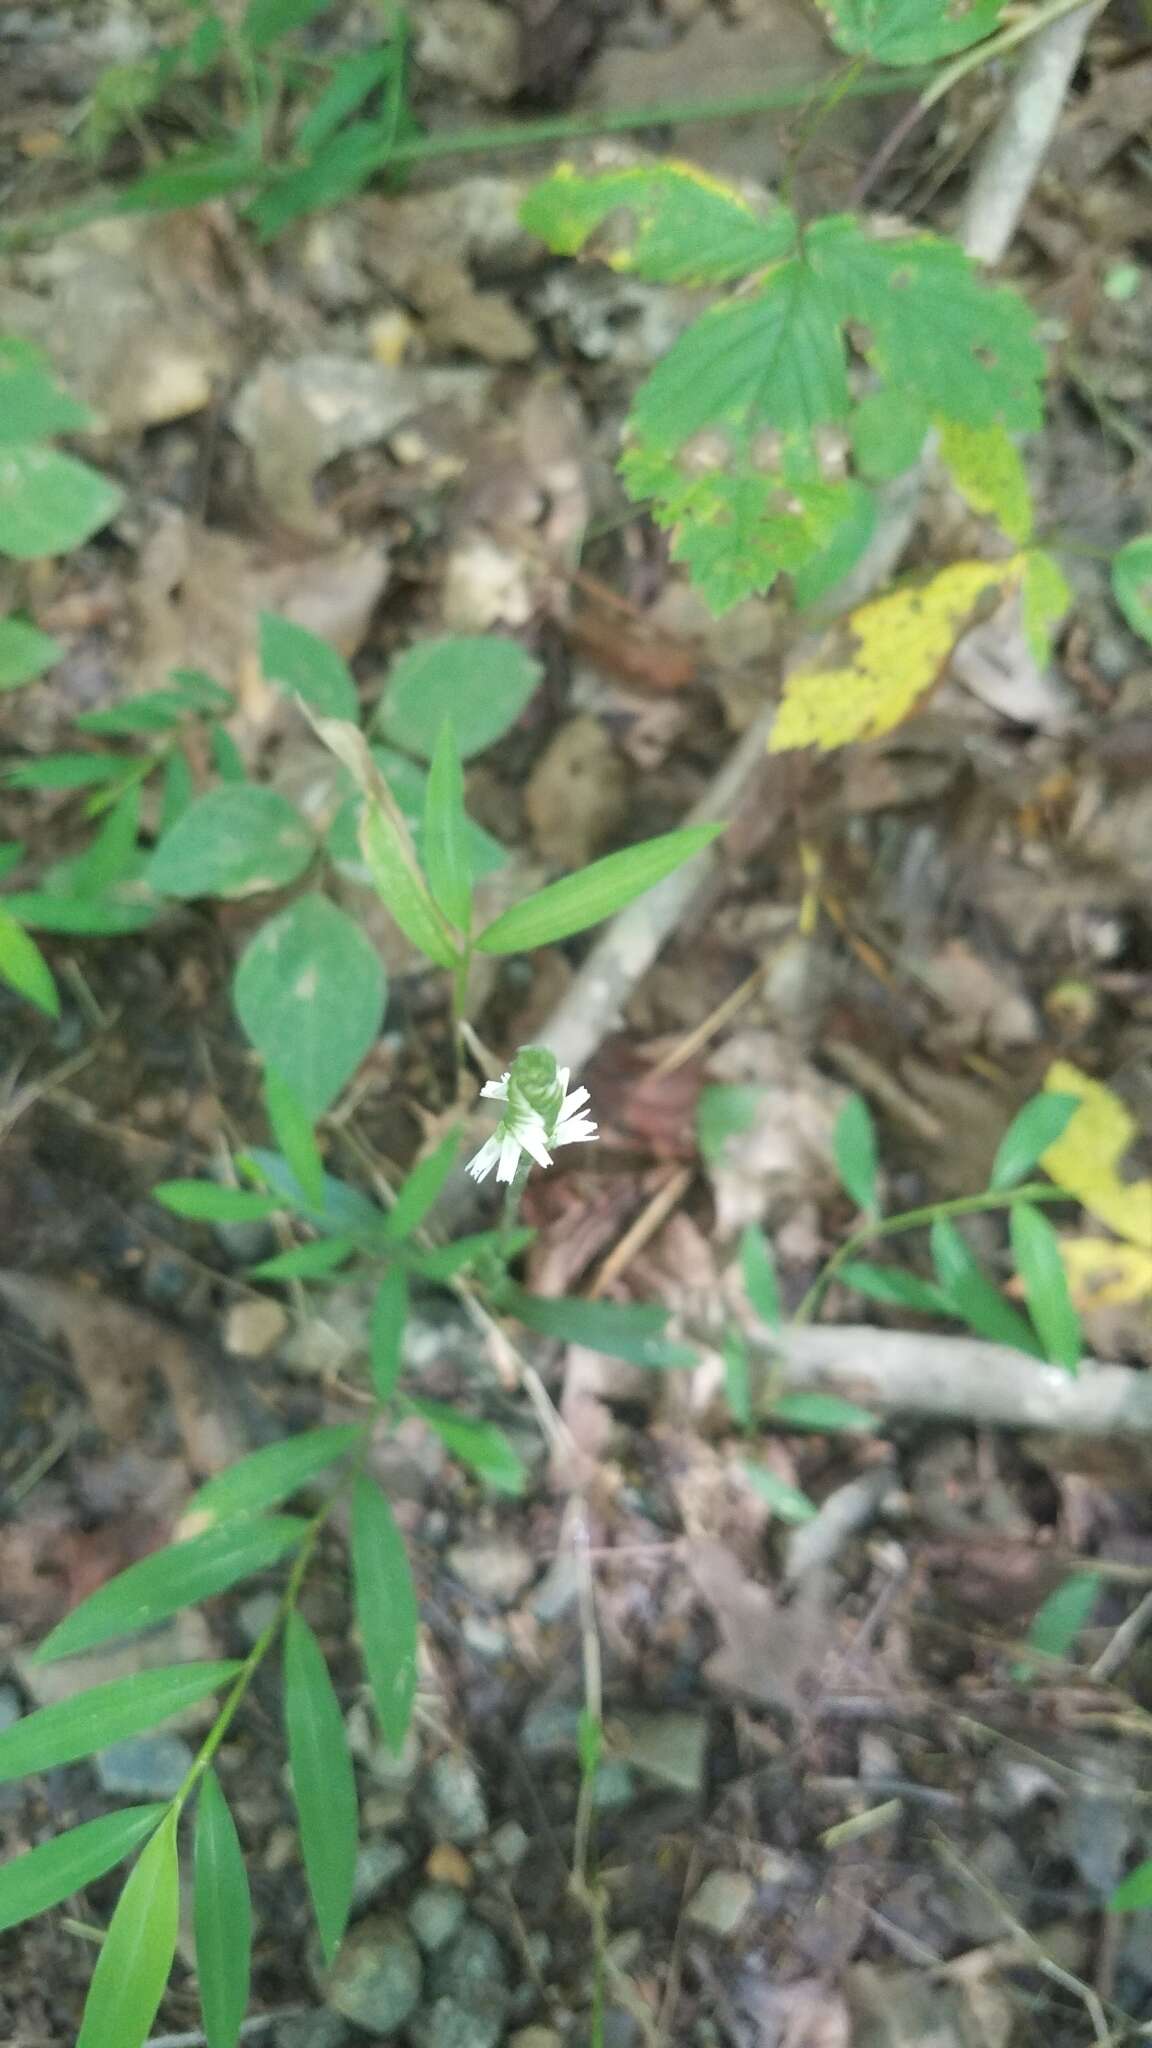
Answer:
[792, 1181, 1069, 1327]
[498, 1154, 532, 1261]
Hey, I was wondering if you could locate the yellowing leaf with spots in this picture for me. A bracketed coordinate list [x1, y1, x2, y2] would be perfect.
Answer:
[1042, 1062, 1152, 1251]
[769, 558, 1016, 754]
[1060, 1237, 1152, 1308]
[1021, 548, 1072, 663]
[520, 161, 795, 286]
[938, 420, 1033, 544]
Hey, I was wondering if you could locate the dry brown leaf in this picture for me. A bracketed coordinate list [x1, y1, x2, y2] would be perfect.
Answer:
[687, 1536, 828, 1716]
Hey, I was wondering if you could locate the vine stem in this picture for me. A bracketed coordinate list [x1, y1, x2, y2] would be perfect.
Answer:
[790, 1181, 1069, 1326]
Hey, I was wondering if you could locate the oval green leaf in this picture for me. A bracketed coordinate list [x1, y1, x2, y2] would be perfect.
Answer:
[195, 1768, 252, 2048]
[0, 446, 123, 559]
[148, 786, 314, 900]
[1009, 1203, 1081, 1374]
[351, 1475, 419, 1754]
[989, 1092, 1081, 1191]
[380, 635, 541, 761]
[0, 1805, 166, 1935]
[36, 1516, 308, 1663]
[0, 616, 63, 688]
[77, 1807, 180, 2048]
[186, 1426, 365, 1529]
[283, 1611, 359, 1963]
[260, 613, 359, 723]
[234, 893, 387, 1119]
[475, 824, 722, 954]
[0, 1662, 241, 1784]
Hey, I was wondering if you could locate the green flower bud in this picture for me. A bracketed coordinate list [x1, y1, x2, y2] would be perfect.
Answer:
[506, 1045, 563, 1137]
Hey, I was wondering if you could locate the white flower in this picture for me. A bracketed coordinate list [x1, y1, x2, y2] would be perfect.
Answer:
[467, 1051, 598, 1185]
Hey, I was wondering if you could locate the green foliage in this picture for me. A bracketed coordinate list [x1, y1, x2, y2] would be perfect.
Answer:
[264, 1066, 325, 1209]
[695, 1083, 761, 1165]
[0, 1806, 167, 1935]
[379, 636, 542, 761]
[1021, 1571, 1100, 1669]
[1111, 1859, 1152, 1913]
[148, 786, 314, 899]
[990, 1092, 1081, 1191]
[768, 1391, 877, 1433]
[819, 0, 1002, 66]
[351, 1475, 419, 1753]
[0, 1664, 239, 1783]
[406, 1399, 528, 1497]
[741, 1461, 816, 1524]
[195, 1770, 252, 2048]
[384, 1130, 462, 1243]
[930, 1216, 1043, 1356]
[370, 1266, 410, 1404]
[1112, 534, 1152, 646]
[741, 1223, 781, 1327]
[359, 781, 460, 969]
[507, 1288, 697, 1369]
[0, 905, 58, 1015]
[423, 723, 473, 934]
[283, 1612, 359, 1964]
[0, 617, 63, 688]
[839, 1260, 949, 1314]
[260, 613, 360, 723]
[1009, 1203, 1081, 1373]
[0, 343, 122, 558]
[833, 1093, 878, 1213]
[186, 1425, 365, 1528]
[154, 1181, 284, 1222]
[722, 1329, 752, 1429]
[476, 824, 722, 954]
[520, 160, 795, 284]
[233, 893, 387, 1118]
[76, 1807, 180, 2048]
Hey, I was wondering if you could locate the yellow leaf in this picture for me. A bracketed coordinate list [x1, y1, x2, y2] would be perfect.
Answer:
[1021, 548, 1072, 663]
[938, 420, 1033, 544]
[1060, 1237, 1152, 1308]
[769, 558, 1015, 755]
[1042, 1061, 1152, 1250]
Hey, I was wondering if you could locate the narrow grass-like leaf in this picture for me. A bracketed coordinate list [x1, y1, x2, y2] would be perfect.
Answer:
[0, 1806, 165, 1934]
[186, 1427, 364, 1529]
[740, 1223, 781, 1327]
[838, 1260, 950, 1314]
[153, 1180, 283, 1223]
[1111, 1860, 1152, 1912]
[360, 798, 458, 969]
[263, 1066, 324, 1209]
[422, 721, 471, 932]
[405, 1226, 535, 1283]
[1010, 1203, 1081, 1373]
[283, 1612, 358, 1963]
[407, 1399, 527, 1497]
[990, 1093, 1080, 1191]
[248, 1236, 358, 1280]
[507, 1288, 697, 1368]
[195, 1769, 251, 2048]
[475, 824, 722, 954]
[930, 1217, 1043, 1357]
[0, 907, 58, 1014]
[36, 1517, 308, 1662]
[741, 1463, 816, 1524]
[834, 1093, 878, 1211]
[369, 1266, 409, 1405]
[383, 1128, 461, 1244]
[76, 1806, 179, 2048]
[0, 1663, 240, 1784]
[768, 1392, 877, 1433]
[351, 1476, 419, 1753]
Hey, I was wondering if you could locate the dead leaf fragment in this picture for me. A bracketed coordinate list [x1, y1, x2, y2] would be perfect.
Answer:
[525, 715, 630, 867]
[1043, 1061, 1152, 1250]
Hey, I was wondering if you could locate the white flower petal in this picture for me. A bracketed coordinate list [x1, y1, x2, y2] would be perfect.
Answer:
[466, 1134, 503, 1183]
[561, 1084, 590, 1114]
[497, 1132, 523, 1183]
[480, 1075, 510, 1101]
[519, 1123, 554, 1171]
[555, 1113, 598, 1148]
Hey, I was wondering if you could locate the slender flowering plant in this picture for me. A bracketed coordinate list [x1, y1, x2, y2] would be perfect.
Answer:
[467, 1045, 598, 1184]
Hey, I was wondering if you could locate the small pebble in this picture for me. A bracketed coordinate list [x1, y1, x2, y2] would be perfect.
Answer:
[320, 1914, 423, 2035]
[489, 1819, 529, 1868]
[419, 1753, 489, 1845]
[428, 1918, 508, 2003]
[461, 1616, 510, 1659]
[96, 1733, 194, 1800]
[685, 1869, 756, 1938]
[409, 1884, 469, 1953]
[274, 2015, 352, 2048]
[224, 1296, 289, 1357]
[425, 1843, 474, 1889]
[351, 1839, 410, 1911]
[447, 1539, 535, 1606]
[407, 1992, 506, 2048]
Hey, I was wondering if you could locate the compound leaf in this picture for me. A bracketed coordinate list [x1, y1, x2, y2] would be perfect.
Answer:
[0, 1663, 241, 1784]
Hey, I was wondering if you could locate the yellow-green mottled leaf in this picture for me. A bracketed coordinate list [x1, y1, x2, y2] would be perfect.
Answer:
[1021, 548, 1072, 663]
[521, 160, 795, 284]
[938, 419, 1033, 543]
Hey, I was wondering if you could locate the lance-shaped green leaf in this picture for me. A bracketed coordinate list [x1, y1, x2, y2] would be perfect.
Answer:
[351, 1475, 419, 1753]
[284, 1611, 358, 1962]
[313, 716, 458, 968]
[384, 1129, 461, 1243]
[989, 1092, 1080, 1191]
[407, 1399, 527, 1497]
[263, 1065, 325, 1209]
[369, 1266, 409, 1405]
[930, 1217, 1043, 1357]
[153, 1180, 284, 1222]
[838, 1261, 949, 1315]
[248, 1236, 358, 1280]
[1010, 1203, 1081, 1374]
[0, 906, 58, 1015]
[833, 1093, 879, 1212]
[740, 1224, 781, 1328]
[476, 824, 722, 954]
[422, 721, 471, 933]
[506, 1289, 696, 1369]
[186, 1427, 365, 1529]
[768, 1392, 877, 1433]
[0, 1662, 241, 1783]
[0, 616, 63, 687]
[0, 1805, 166, 1934]
[36, 1517, 308, 1662]
[195, 1769, 252, 2048]
[77, 1807, 180, 2048]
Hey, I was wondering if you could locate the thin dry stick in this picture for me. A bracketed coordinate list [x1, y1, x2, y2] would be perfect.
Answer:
[536, 3, 1099, 1080]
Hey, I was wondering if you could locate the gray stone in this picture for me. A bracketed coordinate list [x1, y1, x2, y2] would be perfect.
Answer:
[0, 1686, 22, 1732]
[519, 1700, 581, 1756]
[274, 2016, 352, 2048]
[212, 1216, 276, 1266]
[407, 1990, 507, 2048]
[447, 1541, 535, 1607]
[236, 1590, 282, 1649]
[429, 1919, 509, 2003]
[461, 1617, 510, 1659]
[352, 1839, 411, 1911]
[615, 1712, 708, 1798]
[322, 1914, 423, 2036]
[510, 2031, 562, 2048]
[685, 1869, 756, 1938]
[96, 1733, 194, 1800]
[409, 1884, 469, 1953]
[348, 1702, 422, 1790]
[489, 1821, 529, 1869]
[419, 1754, 489, 1845]
[592, 1763, 636, 1810]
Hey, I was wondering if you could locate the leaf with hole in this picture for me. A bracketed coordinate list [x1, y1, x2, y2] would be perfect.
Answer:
[195, 1769, 251, 2048]
[476, 823, 722, 954]
[36, 1516, 308, 1662]
[0, 1807, 167, 1936]
[148, 786, 313, 899]
[186, 1426, 365, 1529]
[76, 1807, 179, 2048]
[833, 1093, 878, 1211]
[260, 613, 359, 723]
[0, 617, 63, 687]
[351, 1476, 419, 1753]
[0, 1663, 241, 1784]
[0, 446, 123, 558]
[1010, 1203, 1081, 1373]
[380, 636, 542, 761]
[284, 1611, 359, 1963]
[233, 894, 387, 1119]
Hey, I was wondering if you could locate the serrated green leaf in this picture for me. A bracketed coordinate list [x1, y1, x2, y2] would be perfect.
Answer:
[1021, 547, 1072, 663]
[263, 1066, 325, 1209]
[507, 1287, 697, 1368]
[741, 1462, 816, 1523]
[521, 161, 796, 284]
[0, 906, 58, 1015]
[384, 1129, 461, 1244]
[1111, 1859, 1152, 1912]
[791, 479, 877, 608]
[195, 1770, 252, 2048]
[407, 1399, 527, 1497]
[819, 0, 1002, 66]
[696, 1083, 760, 1166]
[476, 823, 722, 953]
[284, 1611, 358, 1964]
[422, 722, 471, 932]
[938, 418, 1032, 543]
[838, 1260, 949, 1314]
[0, 1663, 240, 1784]
[0, 616, 63, 687]
[234, 894, 387, 1119]
[834, 1093, 879, 1212]
[186, 1426, 365, 1529]
[248, 1236, 358, 1280]
[153, 1180, 284, 1223]
[1010, 1203, 1081, 1373]
[930, 1216, 1043, 1356]
[370, 1266, 409, 1405]
[723, 1329, 752, 1430]
[0, 446, 123, 558]
[740, 1223, 781, 1328]
[148, 786, 313, 899]
[380, 636, 542, 761]
[1112, 534, 1152, 647]
[260, 613, 359, 723]
[351, 1475, 419, 1753]
[990, 1092, 1080, 1191]
[76, 1806, 179, 2048]
[767, 1392, 877, 1433]
[0, 1805, 166, 1935]
[36, 1517, 308, 1662]
[849, 388, 930, 482]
